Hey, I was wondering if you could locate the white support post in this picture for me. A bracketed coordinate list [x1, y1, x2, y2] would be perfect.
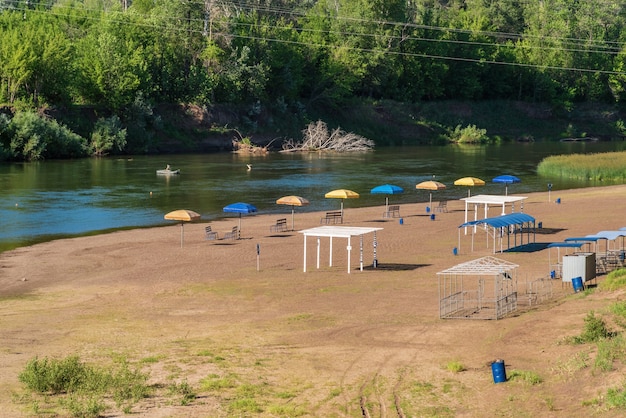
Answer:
[303, 235, 307, 272]
[316, 237, 320, 269]
[359, 235, 363, 272]
[329, 236, 333, 267]
[347, 236, 352, 274]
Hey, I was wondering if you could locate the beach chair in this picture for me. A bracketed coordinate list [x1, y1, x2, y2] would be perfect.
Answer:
[270, 218, 288, 233]
[223, 226, 239, 240]
[434, 200, 448, 213]
[205, 225, 219, 240]
[383, 205, 400, 218]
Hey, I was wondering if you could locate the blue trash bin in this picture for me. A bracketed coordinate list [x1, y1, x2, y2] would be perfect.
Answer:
[572, 276, 584, 292]
[491, 360, 507, 383]
[453, 247, 458, 256]
[556, 198, 561, 204]
[426, 206, 431, 213]
[399, 218, 404, 225]
[430, 214, 435, 221]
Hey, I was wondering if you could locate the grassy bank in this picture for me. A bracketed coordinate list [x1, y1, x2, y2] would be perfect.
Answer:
[537, 151, 626, 181]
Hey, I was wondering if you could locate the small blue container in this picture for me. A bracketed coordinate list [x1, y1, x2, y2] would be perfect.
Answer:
[426, 206, 431, 213]
[491, 360, 507, 383]
[430, 214, 435, 221]
[556, 197, 561, 204]
[453, 247, 458, 256]
[572, 276, 584, 292]
[399, 218, 403, 225]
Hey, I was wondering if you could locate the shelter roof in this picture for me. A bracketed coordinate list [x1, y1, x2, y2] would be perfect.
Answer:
[565, 237, 600, 242]
[586, 230, 626, 241]
[547, 242, 585, 248]
[437, 256, 519, 275]
[299, 226, 383, 238]
[460, 194, 527, 205]
[458, 213, 535, 229]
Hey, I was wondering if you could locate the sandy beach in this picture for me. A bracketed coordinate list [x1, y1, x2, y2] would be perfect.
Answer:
[2, 184, 626, 417]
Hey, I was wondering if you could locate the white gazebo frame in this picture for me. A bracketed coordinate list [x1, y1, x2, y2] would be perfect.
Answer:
[460, 194, 528, 234]
[438, 256, 519, 320]
[299, 226, 383, 273]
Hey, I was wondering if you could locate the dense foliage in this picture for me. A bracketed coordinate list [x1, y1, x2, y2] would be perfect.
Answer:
[2, 0, 626, 159]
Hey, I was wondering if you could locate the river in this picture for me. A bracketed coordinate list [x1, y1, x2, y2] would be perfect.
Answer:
[1, 141, 624, 252]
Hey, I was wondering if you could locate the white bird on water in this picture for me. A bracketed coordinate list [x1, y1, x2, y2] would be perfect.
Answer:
[246, 164, 252, 171]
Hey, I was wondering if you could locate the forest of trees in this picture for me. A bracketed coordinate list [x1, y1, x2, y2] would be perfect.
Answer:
[1, 0, 626, 160]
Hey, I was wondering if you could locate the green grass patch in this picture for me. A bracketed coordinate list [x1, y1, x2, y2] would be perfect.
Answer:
[537, 151, 626, 181]
[601, 268, 626, 292]
[564, 311, 614, 344]
[507, 370, 543, 385]
[445, 360, 465, 373]
[18, 354, 151, 417]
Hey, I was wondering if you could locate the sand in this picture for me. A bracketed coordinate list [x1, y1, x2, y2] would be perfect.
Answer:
[2, 185, 626, 417]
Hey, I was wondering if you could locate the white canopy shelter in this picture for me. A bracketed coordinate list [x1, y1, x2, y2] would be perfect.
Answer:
[460, 194, 528, 234]
[299, 226, 383, 273]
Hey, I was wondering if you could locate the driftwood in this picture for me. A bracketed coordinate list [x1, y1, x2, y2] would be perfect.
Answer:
[281, 120, 374, 152]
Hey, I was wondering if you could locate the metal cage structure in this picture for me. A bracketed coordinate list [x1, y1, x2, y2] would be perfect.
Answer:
[438, 256, 519, 320]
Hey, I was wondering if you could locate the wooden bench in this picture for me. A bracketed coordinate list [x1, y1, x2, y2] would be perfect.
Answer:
[205, 225, 219, 240]
[383, 205, 400, 218]
[223, 226, 239, 240]
[433, 200, 448, 213]
[321, 211, 343, 224]
[270, 218, 288, 233]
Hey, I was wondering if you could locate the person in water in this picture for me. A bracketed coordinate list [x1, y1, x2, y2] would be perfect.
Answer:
[165, 164, 171, 170]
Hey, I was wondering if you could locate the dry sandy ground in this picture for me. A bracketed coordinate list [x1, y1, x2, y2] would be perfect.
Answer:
[2, 185, 626, 417]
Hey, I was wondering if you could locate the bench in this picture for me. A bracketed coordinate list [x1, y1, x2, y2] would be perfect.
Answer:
[270, 218, 288, 233]
[383, 205, 400, 218]
[205, 225, 219, 240]
[433, 200, 448, 213]
[223, 226, 239, 240]
[321, 211, 343, 224]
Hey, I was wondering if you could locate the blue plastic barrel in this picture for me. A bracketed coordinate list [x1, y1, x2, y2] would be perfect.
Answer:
[572, 276, 584, 292]
[399, 218, 403, 225]
[491, 360, 507, 383]
[426, 206, 431, 213]
[430, 214, 435, 221]
[453, 247, 458, 256]
[556, 197, 561, 204]
[550, 270, 555, 279]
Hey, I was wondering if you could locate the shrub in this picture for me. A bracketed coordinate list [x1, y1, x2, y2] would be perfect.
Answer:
[568, 311, 613, 344]
[446, 124, 489, 144]
[9, 111, 88, 160]
[90, 115, 127, 156]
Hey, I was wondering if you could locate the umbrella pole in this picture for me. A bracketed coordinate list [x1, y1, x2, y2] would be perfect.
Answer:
[385, 196, 389, 212]
[429, 192, 432, 211]
[341, 200, 344, 216]
[238, 214, 242, 239]
[180, 222, 184, 248]
[291, 206, 295, 231]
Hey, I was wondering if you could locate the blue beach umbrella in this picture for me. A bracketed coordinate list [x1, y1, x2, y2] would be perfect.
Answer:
[370, 184, 404, 211]
[223, 202, 257, 238]
[492, 175, 521, 196]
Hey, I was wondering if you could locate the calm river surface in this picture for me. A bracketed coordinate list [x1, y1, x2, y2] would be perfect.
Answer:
[1, 142, 624, 252]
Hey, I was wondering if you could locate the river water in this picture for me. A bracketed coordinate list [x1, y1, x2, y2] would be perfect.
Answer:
[1, 141, 624, 252]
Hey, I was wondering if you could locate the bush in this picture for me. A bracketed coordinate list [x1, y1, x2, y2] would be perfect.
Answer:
[19, 355, 91, 394]
[90, 115, 127, 156]
[568, 311, 614, 344]
[8, 111, 88, 160]
[445, 124, 489, 144]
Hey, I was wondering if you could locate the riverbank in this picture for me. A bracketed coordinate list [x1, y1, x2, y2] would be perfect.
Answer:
[2, 184, 626, 416]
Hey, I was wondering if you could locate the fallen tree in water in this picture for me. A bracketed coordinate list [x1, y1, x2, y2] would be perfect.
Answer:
[281, 120, 374, 152]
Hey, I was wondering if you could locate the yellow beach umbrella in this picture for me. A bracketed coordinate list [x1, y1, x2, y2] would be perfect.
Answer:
[416, 181, 446, 210]
[325, 189, 359, 215]
[164, 209, 201, 247]
[454, 177, 485, 197]
[276, 195, 310, 231]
